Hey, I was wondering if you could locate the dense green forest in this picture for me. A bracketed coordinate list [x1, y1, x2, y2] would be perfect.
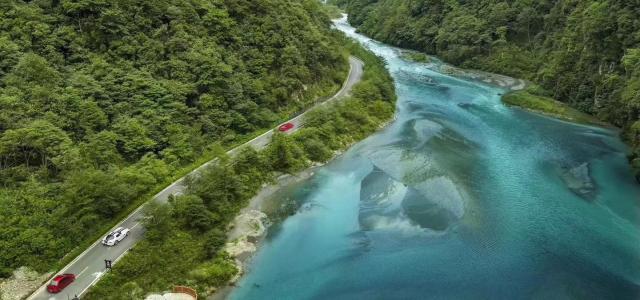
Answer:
[85, 41, 396, 299]
[0, 0, 350, 277]
[335, 0, 640, 177]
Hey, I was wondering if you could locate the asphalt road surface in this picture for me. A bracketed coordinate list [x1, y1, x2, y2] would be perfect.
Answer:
[27, 56, 363, 300]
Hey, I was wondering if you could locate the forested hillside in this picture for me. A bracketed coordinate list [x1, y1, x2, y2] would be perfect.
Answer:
[85, 42, 396, 299]
[0, 0, 348, 277]
[335, 0, 640, 176]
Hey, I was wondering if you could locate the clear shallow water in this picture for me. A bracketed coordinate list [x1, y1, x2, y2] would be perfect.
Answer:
[229, 17, 640, 300]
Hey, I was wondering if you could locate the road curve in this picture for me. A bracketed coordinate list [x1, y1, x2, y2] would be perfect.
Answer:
[26, 56, 364, 300]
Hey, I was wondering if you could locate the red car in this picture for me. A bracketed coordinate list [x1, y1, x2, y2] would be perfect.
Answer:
[47, 274, 75, 293]
[278, 122, 295, 132]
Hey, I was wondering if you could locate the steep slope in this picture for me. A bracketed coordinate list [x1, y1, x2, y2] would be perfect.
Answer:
[336, 0, 640, 177]
[0, 0, 348, 277]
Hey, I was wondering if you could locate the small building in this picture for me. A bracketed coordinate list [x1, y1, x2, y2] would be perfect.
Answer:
[146, 286, 197, 300]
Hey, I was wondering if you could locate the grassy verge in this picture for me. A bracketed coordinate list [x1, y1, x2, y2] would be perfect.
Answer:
[502, 90, 606, 126]
[85, 40, 395, 300]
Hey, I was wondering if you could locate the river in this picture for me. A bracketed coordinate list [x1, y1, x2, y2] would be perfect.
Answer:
[228, 16, 640, 300]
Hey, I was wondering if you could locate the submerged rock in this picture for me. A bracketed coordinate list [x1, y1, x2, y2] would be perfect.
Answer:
[401, 188, 451, 231]
[457, 102, 473, 109]
[559, 162, 597, 200]
[398, 70, 449, 91]
[358, 165, 466, 232]
[402, 180, 462, 231]
[367, 147, 434, 183]
[358, 166, 407, 231]
[412, 119, 444, 143]
[362, 138, 470, 233]
[402, 176, 466, 231]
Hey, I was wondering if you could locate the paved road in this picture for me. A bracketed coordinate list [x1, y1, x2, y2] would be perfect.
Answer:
[27, 56, 363, 300]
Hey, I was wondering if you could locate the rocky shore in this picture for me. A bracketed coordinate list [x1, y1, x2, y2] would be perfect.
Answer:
[439, 64, 527, 91]
[208, 165, 321, 300]
[0, 267, 51, 300]
[210, 120, 394, 299]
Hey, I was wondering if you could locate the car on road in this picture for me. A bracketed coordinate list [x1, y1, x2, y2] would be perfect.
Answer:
[46, 274, 75, 293]
[278, 122, 294, 132]
[101, 227, 130, 246]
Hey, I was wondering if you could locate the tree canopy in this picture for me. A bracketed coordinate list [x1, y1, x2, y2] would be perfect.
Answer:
[0, 0, 350, 277]
[85, 39, 396, 298]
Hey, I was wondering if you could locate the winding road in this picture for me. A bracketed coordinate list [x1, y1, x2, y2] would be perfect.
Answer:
[26, 56, 363, 300]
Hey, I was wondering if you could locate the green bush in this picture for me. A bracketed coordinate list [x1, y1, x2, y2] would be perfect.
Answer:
[172, 195, 217, 232]
[295, 130, 334, 162]
[265, 133, 309, 173]
[203, 229, 228, 259]
[188, 255, 238, 287]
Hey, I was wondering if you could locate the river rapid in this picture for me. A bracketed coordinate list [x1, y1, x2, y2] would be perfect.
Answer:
[228, 16, 640, 300]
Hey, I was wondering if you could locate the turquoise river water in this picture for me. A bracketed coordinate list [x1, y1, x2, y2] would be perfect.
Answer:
[229, 17, 640, 300]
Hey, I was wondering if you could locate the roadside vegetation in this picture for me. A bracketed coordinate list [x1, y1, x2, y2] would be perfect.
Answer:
[85, 40, 396, 299]
[334, 0, 640, 178]
[0, 0, 349, 279]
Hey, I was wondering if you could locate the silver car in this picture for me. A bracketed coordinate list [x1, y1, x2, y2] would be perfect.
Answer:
[101, 227, 130, 246]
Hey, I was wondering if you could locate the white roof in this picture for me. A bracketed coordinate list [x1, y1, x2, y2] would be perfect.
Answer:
[145, 293, 195, 300]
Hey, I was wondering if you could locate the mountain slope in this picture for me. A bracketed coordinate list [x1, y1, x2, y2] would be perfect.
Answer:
[0, 0, 348, 277]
